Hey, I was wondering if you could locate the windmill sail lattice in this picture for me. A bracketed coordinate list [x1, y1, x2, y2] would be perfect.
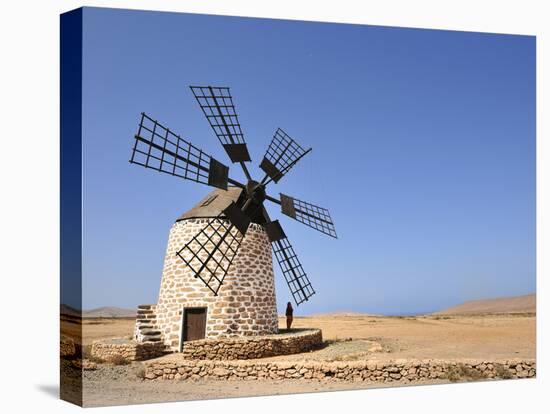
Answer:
[280, 194, 337, 238]
[260, 128, 311, 184]
[131, 85, 337, 306]
[272, 237, 315, 305]
[176, 212, 245, 296]
[190, 86, 251, 164]
[130, 113, 229, 189]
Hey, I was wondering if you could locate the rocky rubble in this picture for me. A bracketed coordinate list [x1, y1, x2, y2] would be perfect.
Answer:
[71, 359, 98, 370]
[60, 335, 77, 358]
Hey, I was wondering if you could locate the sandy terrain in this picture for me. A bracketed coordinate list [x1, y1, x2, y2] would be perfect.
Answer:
[60, 311, 536, 406]
[80, 318, 135, 345]
[283, 313, 535, 361]
[75, 313, 535, 361]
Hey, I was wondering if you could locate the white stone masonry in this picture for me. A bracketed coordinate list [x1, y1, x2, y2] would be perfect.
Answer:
[154, 219, 278, 350]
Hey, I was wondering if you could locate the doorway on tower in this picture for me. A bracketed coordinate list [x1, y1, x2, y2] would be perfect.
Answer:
[180, 307, 207, 348]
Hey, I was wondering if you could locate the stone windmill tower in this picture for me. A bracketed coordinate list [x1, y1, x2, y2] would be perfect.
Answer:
[130, 86, 337, 351]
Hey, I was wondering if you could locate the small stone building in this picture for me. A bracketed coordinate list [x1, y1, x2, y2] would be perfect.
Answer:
[135, 187, 279, 351]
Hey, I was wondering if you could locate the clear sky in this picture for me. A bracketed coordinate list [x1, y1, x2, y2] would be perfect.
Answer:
[79, 7, 535, 315]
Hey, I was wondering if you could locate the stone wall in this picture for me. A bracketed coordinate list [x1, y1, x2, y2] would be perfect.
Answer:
[180, 329, 322, 360]
[91, 338, 165, 362]
[155, 219, 278, 350]
[144, 358, 536, 382]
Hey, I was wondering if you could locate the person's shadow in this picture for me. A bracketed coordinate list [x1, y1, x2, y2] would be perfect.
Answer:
[36, 384, 59, 399]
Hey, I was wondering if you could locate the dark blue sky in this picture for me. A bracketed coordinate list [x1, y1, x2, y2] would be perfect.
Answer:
[80, 7, 535, 315]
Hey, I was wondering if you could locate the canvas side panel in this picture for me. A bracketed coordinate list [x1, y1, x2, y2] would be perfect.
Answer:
[60, 7, 83, 407]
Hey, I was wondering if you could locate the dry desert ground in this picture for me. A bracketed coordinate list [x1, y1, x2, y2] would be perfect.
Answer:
[73, 312, 536, 360]
[59, 310, 535, 406]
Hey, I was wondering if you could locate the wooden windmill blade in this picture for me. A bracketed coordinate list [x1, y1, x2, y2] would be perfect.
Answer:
[175, 203, 251, 296]
[259, 128, 312, 185]
[264, 220, 316, 305]
[129, 113, 242, 190]
[190, 85, 253, 180]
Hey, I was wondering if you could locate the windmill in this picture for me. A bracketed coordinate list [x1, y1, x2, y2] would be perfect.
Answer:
[130, 86, 337, 345]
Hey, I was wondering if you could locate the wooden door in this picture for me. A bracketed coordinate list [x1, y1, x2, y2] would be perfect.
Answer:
[183, 307, 207, 342]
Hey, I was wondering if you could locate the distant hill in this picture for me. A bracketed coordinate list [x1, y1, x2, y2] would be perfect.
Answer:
[60, 304, 81, 317]
[435, 294, 535, 315]
[83, 306, 136, 318]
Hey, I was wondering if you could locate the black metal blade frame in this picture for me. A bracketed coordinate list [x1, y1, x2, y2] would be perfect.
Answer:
[280, 194, 337, 238]
[272, 237, 315, 305]
[260, 128, 311, 185]
[176, 213, 245, 296]
[190, 85, 252, 180]
[130, 113, 246, 190]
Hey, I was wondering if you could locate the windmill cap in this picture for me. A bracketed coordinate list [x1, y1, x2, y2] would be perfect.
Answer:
[176, 186, 243, 222]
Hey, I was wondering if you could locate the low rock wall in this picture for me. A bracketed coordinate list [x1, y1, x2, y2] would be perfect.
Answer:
[180, 329, 322, 360]
[144, 358, 535, 382]
[91, 338, 165, 362]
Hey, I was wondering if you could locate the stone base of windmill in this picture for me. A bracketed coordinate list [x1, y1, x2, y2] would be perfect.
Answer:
[90, 329, 323, 363]
[177, 328, 323, 360]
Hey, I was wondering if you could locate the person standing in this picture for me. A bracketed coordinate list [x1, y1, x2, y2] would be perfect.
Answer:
[285, 302, 294, 330]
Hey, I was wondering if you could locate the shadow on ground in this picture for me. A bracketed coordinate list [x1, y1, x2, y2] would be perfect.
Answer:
[36, 384, 59, 399]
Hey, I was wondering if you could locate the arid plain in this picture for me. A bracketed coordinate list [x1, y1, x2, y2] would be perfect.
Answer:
[59, 294, 536, 406]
